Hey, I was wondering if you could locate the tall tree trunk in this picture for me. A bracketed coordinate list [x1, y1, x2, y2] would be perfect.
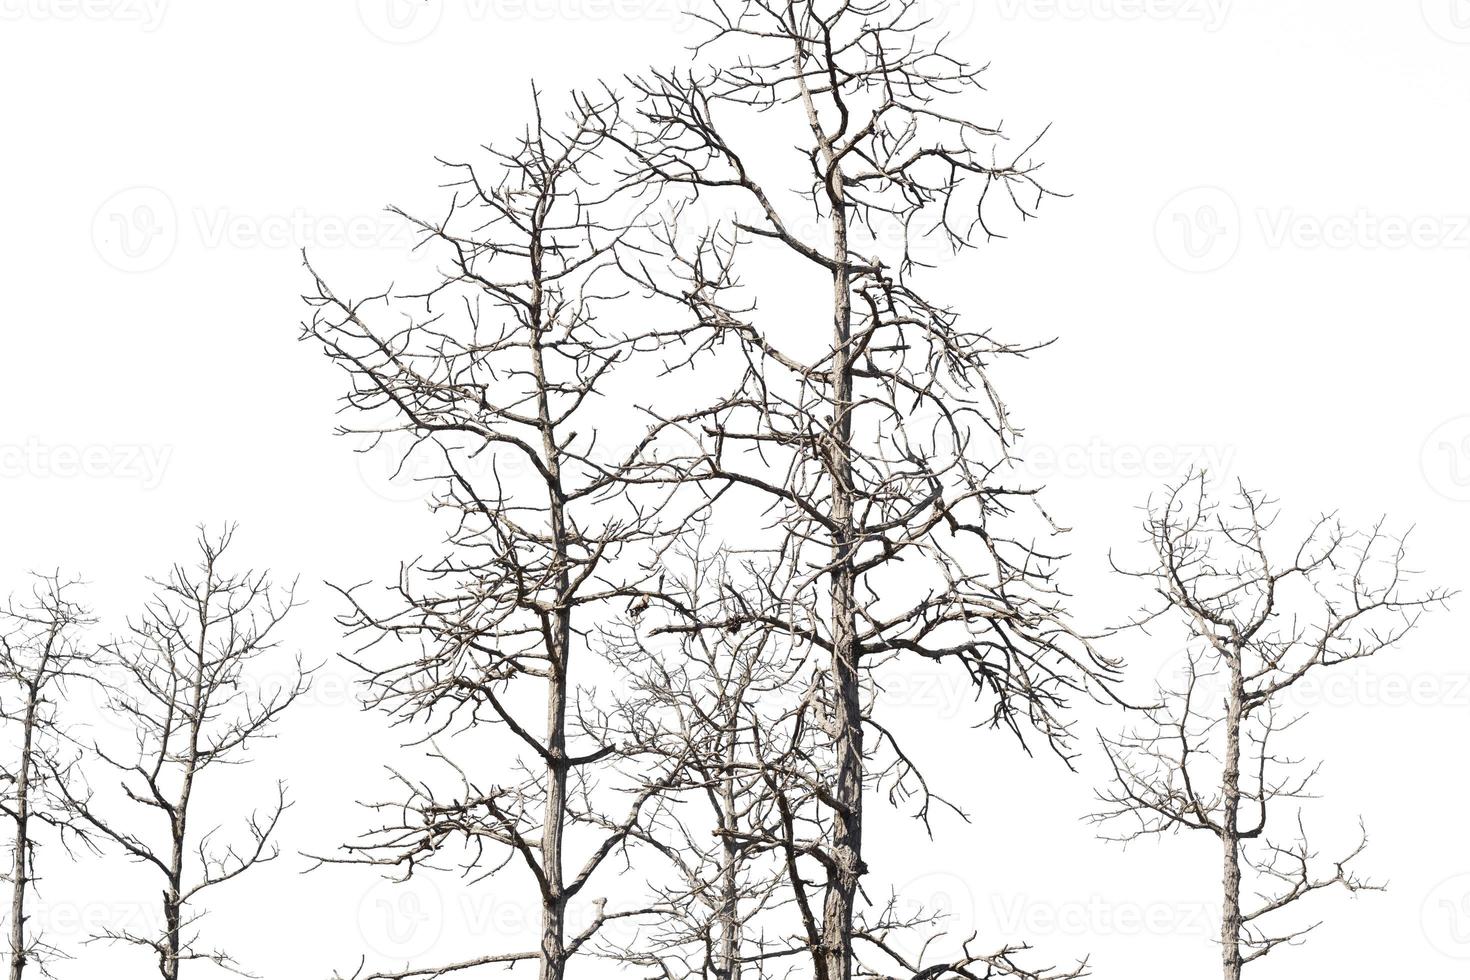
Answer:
[7, 687, 36, 980]
[537, 612, 571, 980]
[161, 602, 208, 980]
[820, 174, 862, 980]
[1220, 656, 1245, 980]
[531, 218, 570, 980]
[716, 728, 741, 980]
[790, 55, 863, 977]
[539, 623, 569, 980]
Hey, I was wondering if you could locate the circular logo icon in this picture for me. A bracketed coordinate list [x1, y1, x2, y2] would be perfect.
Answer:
[1423, 873, 1470, 959]
[886, 871, 978, 962]
[920, 0, 979, 38]
[358, 0, 444, 43]
[1421, 417, 1470, 503]
[1156, 186, 1240, 273]
[1423, 0, 1470, 43]
[92, 186, 177, 273]
[1152, 646, 1231, 712]
[356, 875, 445, 961]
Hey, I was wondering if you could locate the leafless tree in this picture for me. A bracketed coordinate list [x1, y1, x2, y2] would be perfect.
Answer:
[301, 91, 695, 980]
[0, 575, 97, 980]
[598, 543, 1090, 980]
[594, 541, 826, 980]
[1091, 473, 1453, 979]
[60, 527, 310, 980]
[593, 2, 1118, 975]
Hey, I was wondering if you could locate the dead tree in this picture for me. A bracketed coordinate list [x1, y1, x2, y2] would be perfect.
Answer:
[598, 2, 1118, 975]
[594, 541, 827, 980]
[61, 527, 309, 980]
[0, 574, 97, 980]
[301, 91, 693, 980]
[1092, 473, 1453, 979]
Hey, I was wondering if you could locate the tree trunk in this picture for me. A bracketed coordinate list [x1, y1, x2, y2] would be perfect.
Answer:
[1220, 656, 1245, 980]
[538, 632, 569, 980]
[164, 780, 193, 979]
[7, 688, 37, 980]
[161, 607, 208, 980]
[531, 219, 570, 980]
[820, 176, 862, 980]
[716, 731, 741, 980]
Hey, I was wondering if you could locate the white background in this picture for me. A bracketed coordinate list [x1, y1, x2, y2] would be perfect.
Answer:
[2, 0, 1468, 977]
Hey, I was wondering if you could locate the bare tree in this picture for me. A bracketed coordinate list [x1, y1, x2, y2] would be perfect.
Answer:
[596, 2, 1118, 975]
[61, 527, 309, 980]
[301, 91, 693, 980]
[600, 544, 1090, 980]
[1092, 473, 1453, 979]
[0, 575, 97, 980]
[596, 541, 827, 980]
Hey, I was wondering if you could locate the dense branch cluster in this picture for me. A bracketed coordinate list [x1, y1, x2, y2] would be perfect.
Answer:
[296, 3, 1122, 980]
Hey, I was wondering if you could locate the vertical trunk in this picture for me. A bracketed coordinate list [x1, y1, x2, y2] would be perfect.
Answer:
[164, 793, 190, 980]
[538, 624, 569, 980]
[536, 580, 572, 980]
[820, 174, 862, 980]
[716, 838, 741, 980]
[162, 599, 209, 980]
[7, 688, 37, 980]
[1220, 656, 1245, 980]
[161, 880, 182, 980]
[531, 204, 570, 980]
[715, 723, 741, 980]
[791, 53, 863, 977]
